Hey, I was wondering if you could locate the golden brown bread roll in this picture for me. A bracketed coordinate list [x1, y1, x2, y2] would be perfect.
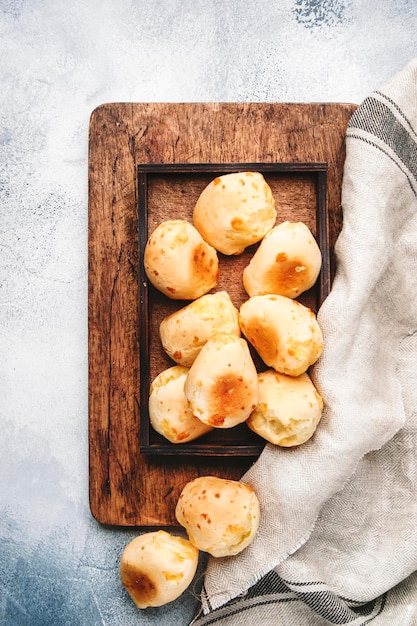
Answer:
[144, 219, 219, 299]
[239, 295, 323, 376]
[184, 332, 259, 428]
[159, 291, 240, 367]
[243, 221, 322, 298]
[175, 476, 260, 557]
[149, 366, 213, 443]
[119, 531, 199, 608]
[192, 171, 276, 255]
[247, 370, 323, 446]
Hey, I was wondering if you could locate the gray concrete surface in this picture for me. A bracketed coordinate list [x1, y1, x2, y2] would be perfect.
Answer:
[1, 1, 416, 624]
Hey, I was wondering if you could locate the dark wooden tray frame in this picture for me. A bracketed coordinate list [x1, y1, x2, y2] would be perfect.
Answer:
[88, 102, 357, 527]
[138, 161, 329, 457]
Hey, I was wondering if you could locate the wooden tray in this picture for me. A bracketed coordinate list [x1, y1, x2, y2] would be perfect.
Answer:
[88, 102, 357, 527]
[138, 161, 329, 457]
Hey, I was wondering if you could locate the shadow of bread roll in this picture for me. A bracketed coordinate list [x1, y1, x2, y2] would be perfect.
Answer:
[119, 530, 199, 608]
[184, 332, 258, 428]
[243, 221, 322, 298]
[159, 291, 240, 367]
[175, 476, 260, 557]
[239, 295, 323, 376]
[247, 370, 323, 446]
[144, 219, 219, 299]
[149, 366, 213, 443]
[193, 171, 276, 255]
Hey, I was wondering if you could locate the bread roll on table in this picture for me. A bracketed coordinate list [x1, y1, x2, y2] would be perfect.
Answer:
[243, 221, 322, 298]
[239, 294, 323, 376]
[144, 219, 219, 299]
[119, 531, 199, 608]
[193, 171, 276, 255]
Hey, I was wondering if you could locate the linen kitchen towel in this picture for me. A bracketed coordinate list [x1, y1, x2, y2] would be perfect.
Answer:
[191, 57, 417, 625]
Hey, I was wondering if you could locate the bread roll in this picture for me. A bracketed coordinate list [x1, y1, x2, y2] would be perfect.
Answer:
[243, 221, 322, 298]
[193, 171, 276, 255]
[247, 370, 323, 446]
[184, 332, 258, 428]
[119, 530, 199, 608]
[175, 476, 260, 557]
[149, 366, 213, 443]
[144, 219, 219, 300]
[239, 295, 323, 376]
[159, 291, 240, 367]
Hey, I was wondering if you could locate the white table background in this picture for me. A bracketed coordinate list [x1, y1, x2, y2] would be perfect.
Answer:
[1, 1, 416, 624]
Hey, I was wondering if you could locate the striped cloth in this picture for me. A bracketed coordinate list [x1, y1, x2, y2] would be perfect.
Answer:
[191, 58, 417, 625]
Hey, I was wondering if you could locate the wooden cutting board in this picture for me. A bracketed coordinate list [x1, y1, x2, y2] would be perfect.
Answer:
[88, 102, 357, 527]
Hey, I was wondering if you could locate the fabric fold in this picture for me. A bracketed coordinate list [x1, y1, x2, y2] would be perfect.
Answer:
[191, 57, 417, 625]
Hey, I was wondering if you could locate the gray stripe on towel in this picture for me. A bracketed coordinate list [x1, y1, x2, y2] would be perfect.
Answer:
[348, 96, 417, 181]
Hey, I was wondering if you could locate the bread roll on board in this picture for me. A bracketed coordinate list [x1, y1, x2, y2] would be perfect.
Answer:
[184, 332, 258, 428]
[144, 219, 219, 299]
[243, 221, 322, 298]
[247, 369, 323, 446]
[193, 171, 276, 255]
[239, 294, 323, 376]
[175, 476, 260, 557]
[148, 366, 213, 443]
[159, 291, 240, 367]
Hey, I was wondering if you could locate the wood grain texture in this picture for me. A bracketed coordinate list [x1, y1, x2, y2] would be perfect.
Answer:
[138, 162, 328, 457]
[88, 102, 357, 527]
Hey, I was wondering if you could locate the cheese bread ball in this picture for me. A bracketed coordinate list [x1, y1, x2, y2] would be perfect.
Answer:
[193, 171, 276, 255]
[149, 366, 213, 443]
[175, 476, 260, 557]
[247, 370, 323, 446]
[184, 332, 258, 428]
[119, 531, 199, 608]
[243, 221, 322, 298]
[239, 295, 323, 377]
[144, 219, 219, 299]
[159, 291, 240, 367]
